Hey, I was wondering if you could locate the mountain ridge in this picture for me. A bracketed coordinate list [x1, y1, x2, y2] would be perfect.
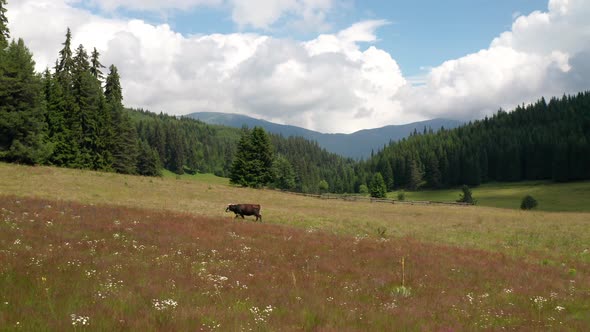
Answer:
[186, 112, 463, 159]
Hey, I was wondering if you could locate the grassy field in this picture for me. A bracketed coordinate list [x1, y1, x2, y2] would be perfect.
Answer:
[1, 163, 589, 330]
[390, 181, 590, 212]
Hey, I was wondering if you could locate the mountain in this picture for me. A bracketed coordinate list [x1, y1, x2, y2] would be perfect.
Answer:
[186, 112, 463, 159]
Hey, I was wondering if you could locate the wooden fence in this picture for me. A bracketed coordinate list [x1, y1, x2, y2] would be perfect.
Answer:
[280, 191, 473, 207]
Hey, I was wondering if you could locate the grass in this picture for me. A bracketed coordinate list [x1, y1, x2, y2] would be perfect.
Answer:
[161, 169, 230, 186]
[1, 162, 590, 330]
[1, 196, 588, 330]
[390, 180, 590, 212]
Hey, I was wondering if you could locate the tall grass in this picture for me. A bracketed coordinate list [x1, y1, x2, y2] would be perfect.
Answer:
[1, 196, 588, 330]
[1, 163, 589, 265]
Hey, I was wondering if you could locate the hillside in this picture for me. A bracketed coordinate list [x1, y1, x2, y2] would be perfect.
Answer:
[363, 92, 590, 191]
[1, 163, 589, 330]
[188, 112, 463, 159]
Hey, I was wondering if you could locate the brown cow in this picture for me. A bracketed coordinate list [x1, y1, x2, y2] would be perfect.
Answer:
[225, 204, 262, 222]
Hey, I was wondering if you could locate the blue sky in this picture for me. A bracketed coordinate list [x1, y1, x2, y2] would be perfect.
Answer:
[8, 0, 590, 133]
[78, 0, 545, 77]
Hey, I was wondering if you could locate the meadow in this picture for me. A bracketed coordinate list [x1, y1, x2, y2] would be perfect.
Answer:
[390, 181, 590, 212]
[1, 163, 589, 330]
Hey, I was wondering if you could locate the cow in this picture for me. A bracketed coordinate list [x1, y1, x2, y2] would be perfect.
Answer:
[225, 204, 262, 222]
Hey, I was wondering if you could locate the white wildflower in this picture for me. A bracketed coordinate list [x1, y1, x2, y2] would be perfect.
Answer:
[70, 314, 90, 326]
[152, 299, 178, 311]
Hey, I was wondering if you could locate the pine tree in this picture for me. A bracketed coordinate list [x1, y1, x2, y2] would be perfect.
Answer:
[0, 39, 52, 164]
[229, 127, 274, 188]
[407, 159, 423, 190]
[57, 28, 74, 75]
[137, 139, 161, 176]
[53, 28, 81, 167]
[249, 127, 274, 186]
[272, 154, 296, 190]
[369, 172, 387, 198]
[43, 69, 71, 166]
[72, 44, 99, 168]
[424, 152, 441, 188]
[105, 65, 137, 174]
[90, 47, 105, 81]
[229, 128, 252, 187]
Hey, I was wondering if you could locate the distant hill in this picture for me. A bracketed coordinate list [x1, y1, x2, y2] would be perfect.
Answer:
[187, 112, 463, 159]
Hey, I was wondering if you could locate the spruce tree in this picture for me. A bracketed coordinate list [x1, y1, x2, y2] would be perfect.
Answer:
[272, 154, 296, 190]
[249, 127, 274, 186]
[0, 39, 52, 164]
[137, 139, 161, 176]
[57, 28, 74, 75]
[229, 127, 274, 188]
[105, 65, 137, 174]
[369, 172, 387, 198]
[90, 47, 105, 81]
[53, 28, 81, 167]
[229, 128, 252, 187]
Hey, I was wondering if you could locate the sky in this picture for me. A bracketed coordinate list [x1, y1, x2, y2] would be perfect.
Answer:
[6, 0, 590, 133]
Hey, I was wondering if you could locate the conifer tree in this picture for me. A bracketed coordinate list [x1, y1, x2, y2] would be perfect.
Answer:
[105, 65, 137, 174]
[229, 127, 274, 188]
[229, 128, 252, 186]
[72, 44, 110, 169]
[90, 47, 105, 81]
[0, 39, 52, 164]
[43, 69, 73, 166]
[52, 28, 81, 166]
[57, 28, 74, 76]
[272, 154, 296, 190]
[137, 139, 161, 176]
[369, 172, 387, 198]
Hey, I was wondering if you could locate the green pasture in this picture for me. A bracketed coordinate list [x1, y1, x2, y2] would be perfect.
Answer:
[391, 181, 590, 212]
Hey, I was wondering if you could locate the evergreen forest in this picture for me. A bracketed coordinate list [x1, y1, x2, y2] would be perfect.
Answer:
[1, 1, 589, 195]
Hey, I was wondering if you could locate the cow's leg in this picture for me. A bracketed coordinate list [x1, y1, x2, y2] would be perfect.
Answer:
[257, 214, 262, 222]
[240, 214, 245, 219]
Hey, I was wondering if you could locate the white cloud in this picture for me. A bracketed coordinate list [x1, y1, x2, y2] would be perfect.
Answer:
[72, 0, 338, 31]
[401, 0, 590, 121]
[5, 0, 590, 133]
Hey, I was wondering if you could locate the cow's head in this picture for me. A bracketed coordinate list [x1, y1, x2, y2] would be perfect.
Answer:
[225, 204, 235, 212]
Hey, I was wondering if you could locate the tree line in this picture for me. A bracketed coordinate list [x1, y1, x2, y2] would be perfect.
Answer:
[361, 93, 590, 191]
[2, 0, 589, 196]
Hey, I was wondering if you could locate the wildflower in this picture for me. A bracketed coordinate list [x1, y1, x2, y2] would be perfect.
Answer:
[153, 299, 178, 311]
[249, 305, 275, 324]
[555, 305, 565, 312]
[532, 296, 547, 310]
[13, 239, 21, 245]
[504, 288, 513, 294]
[70, 314, 90, 326]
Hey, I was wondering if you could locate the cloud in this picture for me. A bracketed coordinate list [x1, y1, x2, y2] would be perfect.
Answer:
[401, 0, 590, 120]
[73, 0, 338, 31]
[6, 0, 590, 133]
[230, 0, 336, 30]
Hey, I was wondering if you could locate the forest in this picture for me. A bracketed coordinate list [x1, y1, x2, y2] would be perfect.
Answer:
[1, 0, 589, 195]
[362, 93, 590, 191]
